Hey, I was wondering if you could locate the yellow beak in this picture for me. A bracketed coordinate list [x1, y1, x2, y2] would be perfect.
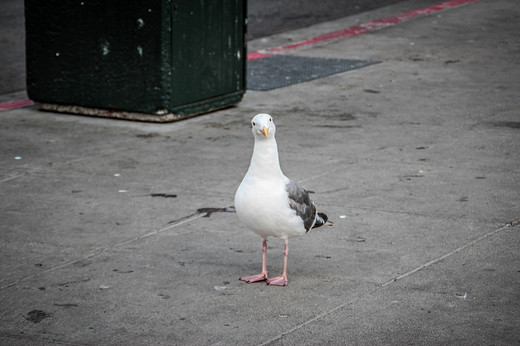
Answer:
[260, 126, 269, 138]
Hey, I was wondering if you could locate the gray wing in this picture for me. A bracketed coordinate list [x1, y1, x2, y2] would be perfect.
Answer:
[285, 179, 317, 232]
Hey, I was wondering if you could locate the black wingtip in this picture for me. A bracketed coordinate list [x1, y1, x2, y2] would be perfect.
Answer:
[312, 212, 330, 229]
[318, 212, 328, 223]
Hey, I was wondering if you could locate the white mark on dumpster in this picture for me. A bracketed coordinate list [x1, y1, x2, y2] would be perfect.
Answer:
[55, 52, 60, 57]
[237, 49, 241, 60]
[137, 18, 145, 29]
[100, 39, 110, 56]
[137, 46, 143, 56]
[14, 156, 22, 160]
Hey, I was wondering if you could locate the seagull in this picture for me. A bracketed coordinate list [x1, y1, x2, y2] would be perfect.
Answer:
[234, 113, 331, 286]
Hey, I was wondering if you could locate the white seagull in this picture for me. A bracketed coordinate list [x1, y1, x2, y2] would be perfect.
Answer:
[234, 113, 331, 286]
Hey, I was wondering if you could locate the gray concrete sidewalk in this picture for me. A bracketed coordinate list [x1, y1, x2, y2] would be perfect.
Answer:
[1, 0, 519, 344]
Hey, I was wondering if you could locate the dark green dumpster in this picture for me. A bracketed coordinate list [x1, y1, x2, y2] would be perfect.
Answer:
[25, 0, 247, 122]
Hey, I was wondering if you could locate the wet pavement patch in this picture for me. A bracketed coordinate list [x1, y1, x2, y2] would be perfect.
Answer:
[26, 310, 51, 323]
[491, 121, 520, 129]
[136, 133, 160, 138]
[400, 174, 425, 181]
[57, 278, 90, 287]
[197, 207, 235, 217]
[54, 303, 78, 308]
[149, 193, 177, 198]
[316, 124, 361, 129]
[247, 55, 379, 91]
[113, 269, 134, 274]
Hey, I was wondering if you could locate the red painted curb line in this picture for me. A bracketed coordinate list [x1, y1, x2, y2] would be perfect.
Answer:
[0, 99, 34, 112]
[247, 0, 479, 60]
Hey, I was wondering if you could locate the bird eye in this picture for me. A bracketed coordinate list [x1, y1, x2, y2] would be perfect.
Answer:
[269, 118, 272, 122]
[252, 122, 256, 126]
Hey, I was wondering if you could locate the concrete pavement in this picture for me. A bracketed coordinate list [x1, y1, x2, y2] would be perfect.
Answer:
[1, 0, 519, 344]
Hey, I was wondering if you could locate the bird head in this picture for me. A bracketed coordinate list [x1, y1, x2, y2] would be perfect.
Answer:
[251, 113, 276, 140]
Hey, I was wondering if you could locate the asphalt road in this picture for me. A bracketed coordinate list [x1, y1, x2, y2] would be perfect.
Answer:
[248, 0, 409, 39]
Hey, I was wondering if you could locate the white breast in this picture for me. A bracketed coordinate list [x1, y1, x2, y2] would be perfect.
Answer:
[235, 174, 306, 240]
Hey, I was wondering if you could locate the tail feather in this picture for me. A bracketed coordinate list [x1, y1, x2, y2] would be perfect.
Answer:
[312, 212, 333, 229]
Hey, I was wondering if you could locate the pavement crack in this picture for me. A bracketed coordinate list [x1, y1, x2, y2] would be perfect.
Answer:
[0, 211, 206, 290]
[380, 219, 519, 287]
[259, 219, 520, 346]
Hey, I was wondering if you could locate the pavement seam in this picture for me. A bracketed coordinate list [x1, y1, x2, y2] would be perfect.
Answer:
[0, 174, 25, 183]
[380, 219, 520, 287]
[259, 219, 519, 345]
[0, 212, 207, 290]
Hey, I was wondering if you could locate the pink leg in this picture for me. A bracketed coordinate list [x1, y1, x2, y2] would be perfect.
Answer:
[266, 243, 288, 286]
[240, 238, 268, 283]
